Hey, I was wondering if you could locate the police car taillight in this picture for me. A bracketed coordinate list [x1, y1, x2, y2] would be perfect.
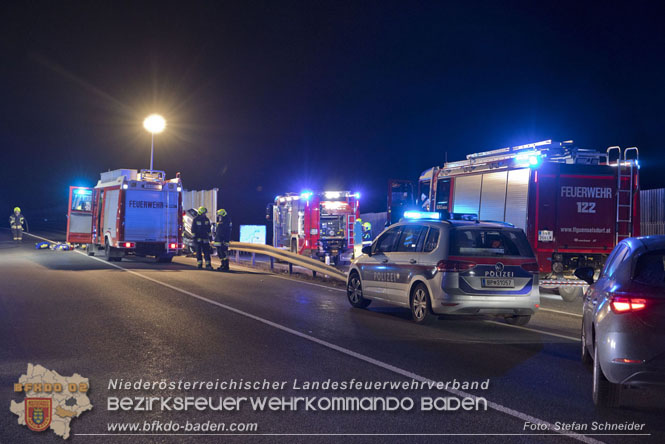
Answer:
[436, 260, 476, 272]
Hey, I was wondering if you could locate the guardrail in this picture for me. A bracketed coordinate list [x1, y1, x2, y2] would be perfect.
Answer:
[228, 242, 347, 282]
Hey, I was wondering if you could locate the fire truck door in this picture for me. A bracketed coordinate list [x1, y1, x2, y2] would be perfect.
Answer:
[66, 186, 93, 244]
[387, 180, 415, 225]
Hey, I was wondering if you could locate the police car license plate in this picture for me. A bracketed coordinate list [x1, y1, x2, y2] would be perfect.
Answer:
[482, 278, 515, 288]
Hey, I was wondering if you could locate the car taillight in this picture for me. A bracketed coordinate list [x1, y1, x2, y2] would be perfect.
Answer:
[436, 260, 476, 272]
[610, 295, 647, 314]
[169, 243, 178, 249]
[122, 242, 135, 248]
[521, 262, 539, 273]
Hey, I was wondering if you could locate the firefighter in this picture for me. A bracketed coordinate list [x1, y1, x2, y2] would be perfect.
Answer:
[192, 206, 213, 270]
[353, 218, 363, 259]
[9, 207, 26, 242]
[362, 221, 372, 245]
[213, 208, 232, 271]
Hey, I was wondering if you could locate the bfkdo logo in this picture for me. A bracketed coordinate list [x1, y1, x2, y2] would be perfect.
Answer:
[25, 398, 52, 432]
[10, 364, 93, 440]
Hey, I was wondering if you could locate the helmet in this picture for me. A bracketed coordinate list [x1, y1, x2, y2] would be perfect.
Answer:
[197, 206, 207, 215]
[362, 222, 372, 230]
[14, 207, 21, 213]
[356, 218, 362, 223]
[217, 208, 227, 217]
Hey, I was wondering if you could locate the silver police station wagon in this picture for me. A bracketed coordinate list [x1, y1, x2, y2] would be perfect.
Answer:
[347, 213, 540, 325]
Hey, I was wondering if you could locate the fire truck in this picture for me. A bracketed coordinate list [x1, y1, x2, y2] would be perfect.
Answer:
[389, 140, 640, 301]
[66, 169, 183, 262]
[268, 191, 360, 264]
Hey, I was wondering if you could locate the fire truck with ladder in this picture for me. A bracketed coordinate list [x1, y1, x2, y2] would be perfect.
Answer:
[268, 191, 360, 264]
[388, 140, 640, 301]
[66, 169, 183, 263]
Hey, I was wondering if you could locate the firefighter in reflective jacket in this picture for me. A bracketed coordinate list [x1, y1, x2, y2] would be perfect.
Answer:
[192, 206, 213, 269]
[361, 221, 372, 245]
[9, 207, 26, 241]
[213, 209, 232, 271]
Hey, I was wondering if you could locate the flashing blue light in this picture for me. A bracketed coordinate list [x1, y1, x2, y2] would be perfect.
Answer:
[404, 211, 441, 220]
[527, 155, 542, 168]
[74, 188, 92, 195]
[300, 191, 313, 200]
[354, 192, 361, 199]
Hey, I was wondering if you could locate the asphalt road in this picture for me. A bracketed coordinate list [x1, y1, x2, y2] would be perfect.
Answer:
[1, 231, 664, 444]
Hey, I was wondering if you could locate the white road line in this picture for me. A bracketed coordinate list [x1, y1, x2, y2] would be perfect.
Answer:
[485, 321, 580, 342]
[539, 307, 583, 318]
[23, 232, 601, 444]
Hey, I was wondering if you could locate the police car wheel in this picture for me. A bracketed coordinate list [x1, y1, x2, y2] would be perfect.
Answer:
[504, 315, 531, 326]
[410, 283, 434, 324]
[347, 272, 371, 308]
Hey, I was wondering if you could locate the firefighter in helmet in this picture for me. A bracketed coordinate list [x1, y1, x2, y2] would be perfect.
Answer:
[213, 208, 232, 271]
[9, 207, 26, 242]
[192, 206, 213, 270]
[361, 221, 372, 245]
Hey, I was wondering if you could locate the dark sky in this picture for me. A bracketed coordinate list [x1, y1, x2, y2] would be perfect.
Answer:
[2, 0, 664, 228]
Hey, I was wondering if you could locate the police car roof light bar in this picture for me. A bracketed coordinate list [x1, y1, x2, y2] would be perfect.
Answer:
[404, 211, 441, 220]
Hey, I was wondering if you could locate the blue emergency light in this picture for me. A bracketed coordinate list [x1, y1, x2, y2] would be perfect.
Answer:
[74, 188, 92, 195]
[403, 211, 441, 220]
[300, 191, 313, 200]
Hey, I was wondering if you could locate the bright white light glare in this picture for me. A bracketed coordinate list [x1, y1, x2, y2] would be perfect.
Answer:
[323, 201, 347, 210]
[324, 191, 341, 199]
[177, 186, 182, 192]
[404, 211, 440, 220]
[143, 114, 166, 134]
[122, 184, 128, 190]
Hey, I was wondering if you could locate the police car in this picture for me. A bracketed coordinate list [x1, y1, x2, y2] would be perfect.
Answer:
[347, 212, 540, 325]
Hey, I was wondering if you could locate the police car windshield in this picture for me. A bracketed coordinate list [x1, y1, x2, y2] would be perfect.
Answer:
[450, 228, 533, 257]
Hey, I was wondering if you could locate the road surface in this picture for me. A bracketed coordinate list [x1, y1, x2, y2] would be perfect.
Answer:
[1, 231, 663, 443]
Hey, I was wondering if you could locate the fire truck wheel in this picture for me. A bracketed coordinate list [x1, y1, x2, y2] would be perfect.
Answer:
[504, 315, 531, 326]
[105, 240, 122, 262]
[347, 272, 371, 309]
[558, 285, 583, 302]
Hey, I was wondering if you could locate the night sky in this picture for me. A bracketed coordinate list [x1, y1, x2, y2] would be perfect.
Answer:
[2, 0, 664, 230]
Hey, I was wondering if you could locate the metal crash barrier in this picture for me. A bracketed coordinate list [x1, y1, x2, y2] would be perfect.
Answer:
[228, 242, 347, 282]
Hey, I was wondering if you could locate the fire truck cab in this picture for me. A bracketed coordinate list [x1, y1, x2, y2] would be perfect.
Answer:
[269, 191, 360, 264]
[66, 169, 183, 263]
[390, 140, 640, 301]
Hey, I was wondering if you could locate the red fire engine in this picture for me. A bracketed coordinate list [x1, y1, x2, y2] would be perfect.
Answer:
[389, 140, 639, 301]
[269, 191, 360, 264]
[66, 169, 183, 262]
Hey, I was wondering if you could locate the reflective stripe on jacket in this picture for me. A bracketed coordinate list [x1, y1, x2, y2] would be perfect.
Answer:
[9, 214, 25, 229]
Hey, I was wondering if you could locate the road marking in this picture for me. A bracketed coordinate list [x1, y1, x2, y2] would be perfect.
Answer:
[23, 233, 601, 444]
[485, 321, 580, 342]
[539, 307, 583, 318]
